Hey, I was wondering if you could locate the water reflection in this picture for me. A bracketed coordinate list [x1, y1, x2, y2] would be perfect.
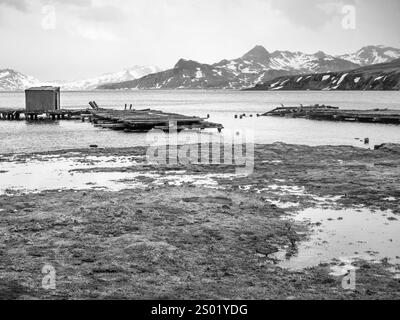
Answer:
[273, 207, 400, 270]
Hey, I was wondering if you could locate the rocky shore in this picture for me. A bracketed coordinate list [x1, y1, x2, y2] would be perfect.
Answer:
[0, 143, 399, 299]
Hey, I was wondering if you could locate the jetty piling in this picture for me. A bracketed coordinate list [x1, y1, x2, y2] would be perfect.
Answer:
[0, 108, 89, 121]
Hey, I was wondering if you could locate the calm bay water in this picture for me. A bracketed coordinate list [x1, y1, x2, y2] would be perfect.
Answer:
[1, 90, 400, 154]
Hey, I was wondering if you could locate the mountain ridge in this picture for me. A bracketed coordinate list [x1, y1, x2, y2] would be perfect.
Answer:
[99, 45, 399, 90]
[0, 65, 162, 91]
[2, 45, 400, 91]
[248, 58, 400, 91]
[0, 69, 42, 91]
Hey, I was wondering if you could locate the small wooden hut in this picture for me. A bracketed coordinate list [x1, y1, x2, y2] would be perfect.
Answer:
[25, 86, 60, 113]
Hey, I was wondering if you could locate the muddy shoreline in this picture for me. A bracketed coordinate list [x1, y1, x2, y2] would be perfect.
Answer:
[0, 143, 399, 299]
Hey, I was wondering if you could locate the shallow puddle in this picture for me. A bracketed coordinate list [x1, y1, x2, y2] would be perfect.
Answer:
[0, 155, 144, 193]
[0, 155, 236, 193]
[273, 207, 400, 271]
[266, 199, 300, 209]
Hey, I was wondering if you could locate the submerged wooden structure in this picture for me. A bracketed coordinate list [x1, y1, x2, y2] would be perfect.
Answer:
[0, 101, 223, 133]
[263, 105, 400, 124]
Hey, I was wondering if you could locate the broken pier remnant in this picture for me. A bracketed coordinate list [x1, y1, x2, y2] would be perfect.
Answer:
[263, 105, 400, 124]
[87, 104, 223, 133]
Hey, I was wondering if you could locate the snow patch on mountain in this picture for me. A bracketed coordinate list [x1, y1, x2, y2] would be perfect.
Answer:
[195, 68, 204, 78]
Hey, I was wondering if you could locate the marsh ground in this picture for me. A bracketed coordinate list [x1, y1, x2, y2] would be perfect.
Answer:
[0, 143, 399, 299]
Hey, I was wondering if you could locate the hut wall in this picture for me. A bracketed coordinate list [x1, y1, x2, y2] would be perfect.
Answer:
[25, 89, 60, 113]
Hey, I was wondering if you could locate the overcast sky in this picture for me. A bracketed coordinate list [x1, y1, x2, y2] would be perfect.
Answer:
[1, 0, 399, 81]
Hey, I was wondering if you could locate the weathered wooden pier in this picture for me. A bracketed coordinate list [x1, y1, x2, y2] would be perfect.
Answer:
[85, 103, 223, 133]
[263, 105, 400, 124]
[0, 102, 223, 133]
[0, 86, 223, 133]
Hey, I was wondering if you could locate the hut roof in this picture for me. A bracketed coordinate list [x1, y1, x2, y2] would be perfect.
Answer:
[25, 86, 60, 91]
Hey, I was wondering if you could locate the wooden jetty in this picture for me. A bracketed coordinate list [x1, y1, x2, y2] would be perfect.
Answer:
[263, 105, 400, 124]
[86, 104, 223, 133]
[0, 101, 223, 133]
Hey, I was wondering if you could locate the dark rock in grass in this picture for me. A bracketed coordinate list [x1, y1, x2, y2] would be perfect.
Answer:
[182, 196, 232, 205]
[92, 265, 123, 273]
[255, 245, 279, 256]
[81, 256, 96, 263]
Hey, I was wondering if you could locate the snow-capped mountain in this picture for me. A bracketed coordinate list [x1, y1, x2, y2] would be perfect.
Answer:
[99, 45, 360, 90]
[3, 45, 400, 91]
[249, 58, 400, 91]
[0, 65, 161, 91]
[0, 69, 42, 91]
[59, 65, 162, 90]
[214, 46, 358, 80]
[338, 45, 400, 66]
[218, 46, 358, 74]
